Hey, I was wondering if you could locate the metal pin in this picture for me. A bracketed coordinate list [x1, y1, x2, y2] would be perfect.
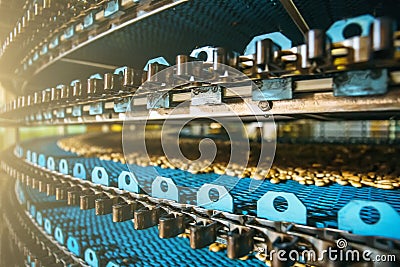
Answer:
[306, 29, 328, 63]
[146, 63, 166, 82]
[255, 39, 280, 72]
[87, 78, 104, 96]
[371, 17, 395, 58]
[176, 55, 189, 76]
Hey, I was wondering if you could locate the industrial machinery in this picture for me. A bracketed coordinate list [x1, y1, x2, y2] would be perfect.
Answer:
[0, 0, 400, 266]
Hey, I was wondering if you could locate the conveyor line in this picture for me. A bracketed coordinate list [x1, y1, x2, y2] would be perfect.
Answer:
[21, 182, 265, 267]
[17, 136, 400, 231]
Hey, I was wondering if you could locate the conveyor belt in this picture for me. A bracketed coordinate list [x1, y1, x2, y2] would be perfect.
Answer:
[17, 136, 400, 231]
[20, 182, 265, 267]
[4, 147, 400, 266]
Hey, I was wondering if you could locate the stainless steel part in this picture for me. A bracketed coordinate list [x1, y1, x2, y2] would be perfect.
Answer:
[371, 17, 395, 55]
[306, 29, 328, 63]
[278, 0, 310, 35]
[176, 55, 189, 76]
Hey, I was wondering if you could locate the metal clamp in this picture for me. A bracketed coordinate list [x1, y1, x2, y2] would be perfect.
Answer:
[36, 211, 43, 226]
[117, 171, 139, 193]
[189, 221, 217, 249]
[327, 14, 375, 43]
[159, 214, 187, 238]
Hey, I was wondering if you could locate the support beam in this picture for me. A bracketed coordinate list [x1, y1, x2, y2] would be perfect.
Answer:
[60, 58, 119, 70]
[279, 0, 310, 36]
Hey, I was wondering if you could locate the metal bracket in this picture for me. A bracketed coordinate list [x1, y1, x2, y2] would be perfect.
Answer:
[67, 237, 81, 256]
[244, 32, 292, 55]
[54, 226, 65, 245]
[197, 184, 234, 212]
[56, 108, 65, 118]
[151, 176, 179, 202]
[338, 200, 400, 239]
[31, 152, 37, 164]
[89, 102, 104, 115]
[84, 248, 99, 267]
[44, 218, 52, 235]
[29, 203, 36, 217]
[36, 211, 43, 226]
[92, 166, 109, 186]
[83, 12, 95, 28]
[159, 214, 186, 238]
[38, 154, 46, 167]
[59, 159, 69, 174]
[26, 150, 31, 162]
[333, 69, 388, 97]
[47, 156, 55, 171]
[104, 0, 122, 18]
[253, 78, 293, 101]
[63, 25, 75, 40]
[117, 171, 139, 193]
[43, 110, 52, 120]
[257, 192, 307, 224]
[191, 85, 223, 106]
[73, 163, 86, 179]
[327, 14, 375, 43]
